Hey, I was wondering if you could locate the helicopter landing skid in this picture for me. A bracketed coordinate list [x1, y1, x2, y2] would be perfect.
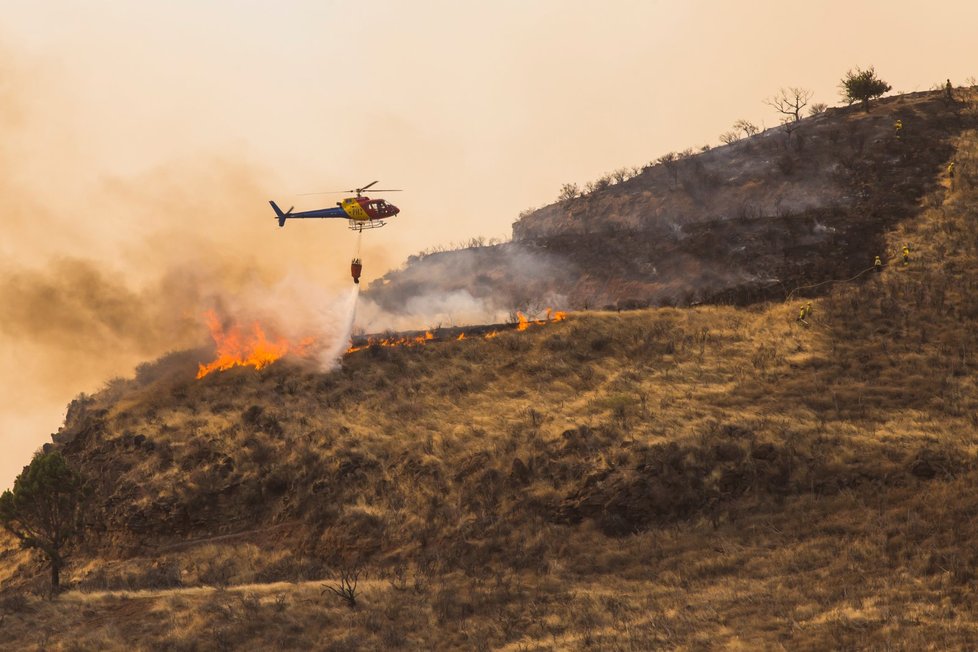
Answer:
[349, 219, 387, 231]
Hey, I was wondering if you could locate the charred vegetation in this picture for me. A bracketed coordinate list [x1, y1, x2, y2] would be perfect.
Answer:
[368, 91, 967, 314]
[3, 89, 978, 649]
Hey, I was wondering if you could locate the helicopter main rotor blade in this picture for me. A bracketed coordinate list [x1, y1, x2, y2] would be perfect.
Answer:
[294, 181, 402, 197]
[296, 189, 403, 196]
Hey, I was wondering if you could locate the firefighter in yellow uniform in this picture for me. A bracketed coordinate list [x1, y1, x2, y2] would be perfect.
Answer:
[874, 255, 882, 273]
[894, 119, 903, 137]
[797, 301, 813, 325]
[902, 244, 910, 265]
[948, 161, 955, 189]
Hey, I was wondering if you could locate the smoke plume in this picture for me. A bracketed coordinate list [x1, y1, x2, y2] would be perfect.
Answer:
[356, 243, 576, 333]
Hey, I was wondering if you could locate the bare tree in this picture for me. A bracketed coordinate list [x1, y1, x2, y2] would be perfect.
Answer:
[657, 152, 680, 188]
[593, 174, 612, 192]
[611, 167, 631, 184]
[322, 567, 362, 608]
[719, 131, 740, 145]
[733, 119, 759, 137]
[765, 87, 814, 122]
[557, 183, 580, 202]
[780, 118, 801, 149]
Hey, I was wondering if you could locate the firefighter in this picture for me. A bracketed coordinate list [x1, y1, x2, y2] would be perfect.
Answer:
[894, 119, 903, 136]
[948, 161, 956, 179]
[874, 255, 882, 273]
[946, 79, 954, 101]
[804, 301, 813, 319]
[902, 244, 910, 265]
[797, 304, 808, 325]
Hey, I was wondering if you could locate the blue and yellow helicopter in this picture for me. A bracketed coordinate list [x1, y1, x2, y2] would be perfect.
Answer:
[271, 181, 401, 284]
[270, 180, 400, 231]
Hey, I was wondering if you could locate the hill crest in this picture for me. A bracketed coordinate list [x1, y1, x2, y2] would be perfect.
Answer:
[365, 90, 958, 319]
[4, 88, 978, 649]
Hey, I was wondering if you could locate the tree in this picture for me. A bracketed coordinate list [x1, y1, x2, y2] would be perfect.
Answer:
[322, 567, 362, 608]
[656, 152, 680, 188]
[808, 103, 828, 116]
[765, 87, 813, 122]
[780, 118, 803, 152]
[719, 131, 740, 145]
[840, 67, 891, 112]
[611, 167, 632, 184]
[557, 182, 580, 202]
[593, 174, 612, 192]
[733, 119, 759, 137]
[0, 451, 87, 596]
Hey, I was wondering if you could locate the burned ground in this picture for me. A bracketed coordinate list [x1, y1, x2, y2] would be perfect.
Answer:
[4, 90, 978, 649]
[367, 91, 964, 316]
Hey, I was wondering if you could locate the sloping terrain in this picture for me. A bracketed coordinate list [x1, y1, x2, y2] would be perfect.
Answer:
[2, 90, 978, 649]
[367, 91, 963, 313]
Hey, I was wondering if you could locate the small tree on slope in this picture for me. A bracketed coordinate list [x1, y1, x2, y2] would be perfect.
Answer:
[0, 451, 86, 596]
[840, 66, 891, 112]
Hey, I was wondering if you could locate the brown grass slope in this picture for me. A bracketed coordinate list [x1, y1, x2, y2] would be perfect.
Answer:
[367, 90, 964, 312]
[3, 91, 978, 650]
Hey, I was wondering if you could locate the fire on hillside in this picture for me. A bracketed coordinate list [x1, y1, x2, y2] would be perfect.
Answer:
[346, 309, 567, 353]
[196, 308, 568, 378]
[195, 310, 315, 379]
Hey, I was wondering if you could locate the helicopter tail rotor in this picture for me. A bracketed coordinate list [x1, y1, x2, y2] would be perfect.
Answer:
[269, 200, 294, 227]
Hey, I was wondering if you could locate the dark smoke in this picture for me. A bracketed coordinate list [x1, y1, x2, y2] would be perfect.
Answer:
[0, 259, 201, 356]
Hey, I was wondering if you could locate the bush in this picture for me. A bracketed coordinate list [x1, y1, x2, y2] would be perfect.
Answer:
[840, 66, 891, 112]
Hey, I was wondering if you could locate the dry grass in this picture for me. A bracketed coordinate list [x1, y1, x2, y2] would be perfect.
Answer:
[4, 91, 978, 649]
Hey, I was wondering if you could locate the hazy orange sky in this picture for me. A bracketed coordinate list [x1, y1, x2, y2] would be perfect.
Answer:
[2, 0, 977, 488]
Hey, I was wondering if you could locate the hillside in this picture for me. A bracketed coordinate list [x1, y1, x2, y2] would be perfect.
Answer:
[2, 89, 978, 649]
[366, 91, 962, 314]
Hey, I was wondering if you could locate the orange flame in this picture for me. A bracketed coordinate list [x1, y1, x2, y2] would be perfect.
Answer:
[345, 309, 569, 354]
[346, 331, 435, 354]
[196, 310, 306, 378]
[516, 309, 566, 331]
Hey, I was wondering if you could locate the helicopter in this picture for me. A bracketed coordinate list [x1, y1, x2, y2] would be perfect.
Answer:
[271, 181, 402, 284]
[269, 180, 400, 231]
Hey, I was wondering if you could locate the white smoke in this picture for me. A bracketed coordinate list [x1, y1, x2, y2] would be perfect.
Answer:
[354, 289, 510, 333]
[353, 243, 577, 333]
[203, 273, 361, 372]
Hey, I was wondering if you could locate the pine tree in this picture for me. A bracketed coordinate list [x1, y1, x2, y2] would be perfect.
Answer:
[0, 451, 87, 595]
